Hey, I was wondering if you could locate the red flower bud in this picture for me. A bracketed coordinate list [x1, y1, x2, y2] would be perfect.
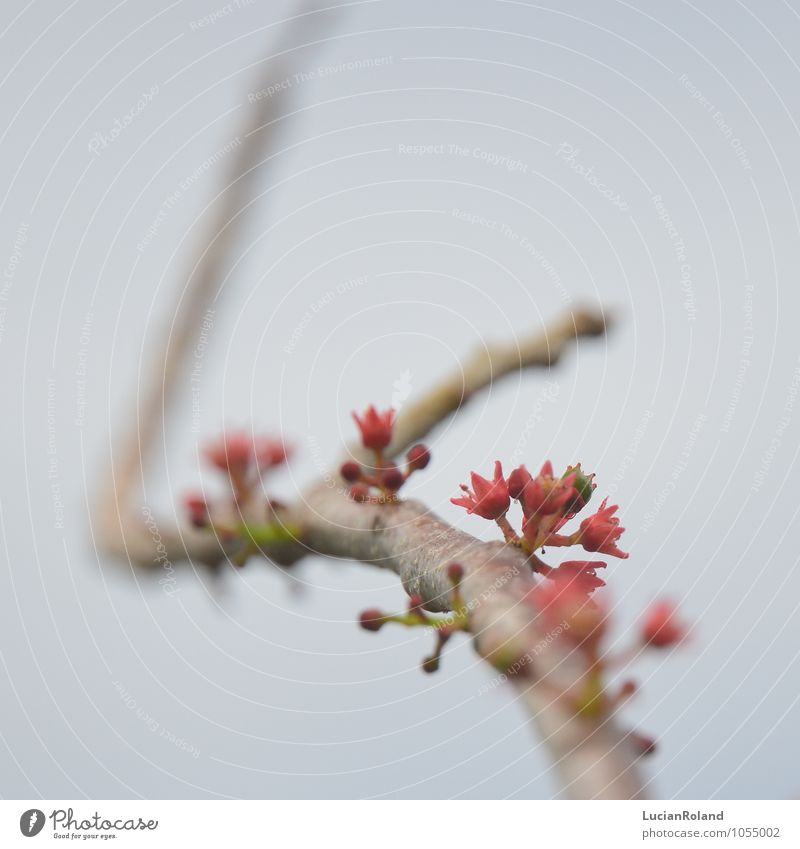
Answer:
[447, 562, 464, 583]
[184, 494, 208, 528]
[359, 609, 386, 632]
[352, 405, 395, 451]
[380, 464, 405, 493]
[507, 465, 532, 499]
[406, 444, 431, 471]
[421, 656, 440, 674]
[340, 461, 362, 483]
[641, 601, 687, 648]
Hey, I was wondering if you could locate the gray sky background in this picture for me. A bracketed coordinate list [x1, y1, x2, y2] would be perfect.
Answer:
[1, 0, 799, 799]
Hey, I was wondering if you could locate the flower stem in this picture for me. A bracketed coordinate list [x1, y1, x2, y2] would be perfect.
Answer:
[495, 514, 520, 544]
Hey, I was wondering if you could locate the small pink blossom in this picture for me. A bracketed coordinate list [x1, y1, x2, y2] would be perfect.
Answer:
[550, 560, 607, 594]
[205, 432, 290, 482]
[529, 574, 608, 649]
[253, 437, 291, 471]
[352, 405, 395, 451]
[451, 460, 510, 520]
[517, 463, 580, 519]
[204, 432, 254, 475]
[577, 498, 629, 558]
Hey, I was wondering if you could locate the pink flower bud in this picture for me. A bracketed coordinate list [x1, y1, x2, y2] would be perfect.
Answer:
[380, 464, 405, 493]
[359, 609, 386, 632]
[507, 465, 532, 500]
[519, 477, 546, 516]
[406, 444, 431, 471]
[447, 562, 464, 583]
[340, 461, 362, 483]
[641, 601, 686, 648]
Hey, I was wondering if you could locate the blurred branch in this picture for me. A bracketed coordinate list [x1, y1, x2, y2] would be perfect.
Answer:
[97, 2, 340, 568]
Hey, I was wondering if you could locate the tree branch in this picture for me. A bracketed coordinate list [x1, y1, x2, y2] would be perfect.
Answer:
[279, 483, 646, 799]
[361, 306, 608, 464]
[97, 2, 342, 569]
[93, 3, 643, 800]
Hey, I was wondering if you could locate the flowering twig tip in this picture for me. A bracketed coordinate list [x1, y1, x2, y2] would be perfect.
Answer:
[183, 432, 296, 567]
[358, 579, 470, 675]
[352, 405, 395, 451]
[344, 403, 430, 502]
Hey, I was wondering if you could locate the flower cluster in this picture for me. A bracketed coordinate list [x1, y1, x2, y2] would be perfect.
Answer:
[359, 563, 469, 673]
[452, 459, 627, 569]
[342, 405, 431, 501]
[202, 431, 291, 505]
[182, 431, 297, 564]
[517, 574, 688, 736]
[450, 457, 686, 744]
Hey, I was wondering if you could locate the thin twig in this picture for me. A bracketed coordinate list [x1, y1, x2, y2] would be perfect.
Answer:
[351, 306, 609, 464]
